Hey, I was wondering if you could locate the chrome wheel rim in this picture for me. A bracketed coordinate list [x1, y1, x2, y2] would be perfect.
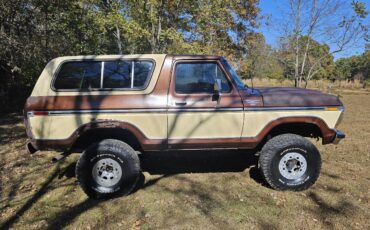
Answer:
[92, 158, 122, 187]
[278, 152, 307, 180]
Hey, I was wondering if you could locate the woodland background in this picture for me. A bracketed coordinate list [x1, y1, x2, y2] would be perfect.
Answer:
[0, 0, 369, 113]
[0, 2, 370, 229]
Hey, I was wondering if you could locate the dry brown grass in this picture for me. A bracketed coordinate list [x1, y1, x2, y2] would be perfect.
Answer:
[0, 93, 369, 229]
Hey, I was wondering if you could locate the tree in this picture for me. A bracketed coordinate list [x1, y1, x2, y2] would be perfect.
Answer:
[0, 0, 261, 113]
[238, 32, 284, 79]
[279, 0, 369, 87]
[88, 0, 260, 55]
[279, 36, 335, 83]
[0, 0, 104, 112]
[335, 51, 370, 83]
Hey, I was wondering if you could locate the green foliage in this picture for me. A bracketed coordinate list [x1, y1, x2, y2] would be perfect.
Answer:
[352, 0, 369, 18]
[335, 51, 370, 81]
[0, 0, 105, 112]
[279, 36, 335, 81]
[0, 0, 368, 112]
[239, 33, 284, 79]
[0, 0, 260, 113]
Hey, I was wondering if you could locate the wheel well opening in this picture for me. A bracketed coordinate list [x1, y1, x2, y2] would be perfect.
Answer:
[72, 128, 142, 152]
[269, 123, 322, 139]
[256, 122, 323, 150]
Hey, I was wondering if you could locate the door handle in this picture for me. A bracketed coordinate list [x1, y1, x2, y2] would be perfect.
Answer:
[175, 101, 187, 106]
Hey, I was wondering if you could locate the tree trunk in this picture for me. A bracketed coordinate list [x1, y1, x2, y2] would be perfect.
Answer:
[115, 24, 122, 54]
[149, 1, 163, 53]
[299, 0, 317, 87]
[294, 34, 300, 87]
[292, 0, 302, 87]
[156, 9, 162, 53]
[150, 4, 156, 53]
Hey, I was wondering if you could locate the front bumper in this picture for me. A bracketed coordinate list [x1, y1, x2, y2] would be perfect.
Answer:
[333, 129, 345, 144]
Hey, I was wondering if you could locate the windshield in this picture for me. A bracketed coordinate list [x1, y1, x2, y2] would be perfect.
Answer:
[221, 59, 246, 90]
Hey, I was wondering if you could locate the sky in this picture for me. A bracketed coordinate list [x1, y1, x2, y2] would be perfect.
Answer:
[257, 0, 370, 59]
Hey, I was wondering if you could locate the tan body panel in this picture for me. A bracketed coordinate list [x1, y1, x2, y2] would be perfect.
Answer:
[25, 54, 172, 151]
[28, 110, 340, 141]
[242, 110, 341, 137]
[168, 111, 244, 139]
[29, 113, 167, 140]
[24, 54, 342, 151]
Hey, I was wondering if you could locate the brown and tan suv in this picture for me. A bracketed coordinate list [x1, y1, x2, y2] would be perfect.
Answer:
[24, 54, 345, 198]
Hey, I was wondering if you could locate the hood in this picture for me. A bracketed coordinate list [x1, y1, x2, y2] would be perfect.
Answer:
[256, 87, 342, 107]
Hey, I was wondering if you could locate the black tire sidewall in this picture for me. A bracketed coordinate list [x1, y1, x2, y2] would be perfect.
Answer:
[77, 140, 140, 198]
[269, 144, 320, 189]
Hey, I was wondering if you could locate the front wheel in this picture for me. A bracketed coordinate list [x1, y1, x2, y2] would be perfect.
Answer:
[76, 139, 141, 199]
[258, 134, 321, 191]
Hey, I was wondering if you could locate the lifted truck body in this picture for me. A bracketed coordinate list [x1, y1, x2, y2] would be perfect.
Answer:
[24, 54, 344, 153]
[23, 54, 345, 197]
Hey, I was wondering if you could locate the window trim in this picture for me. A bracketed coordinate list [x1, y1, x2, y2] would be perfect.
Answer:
[50, 58, 156, 92]
[100, 61, 105, 88]
[173, 60, 233, 95]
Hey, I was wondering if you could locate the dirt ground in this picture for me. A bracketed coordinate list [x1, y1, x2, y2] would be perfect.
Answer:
[0, 93, 369, 230]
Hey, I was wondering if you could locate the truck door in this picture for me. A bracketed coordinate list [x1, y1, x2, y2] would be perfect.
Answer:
[167, 59, 244, 149]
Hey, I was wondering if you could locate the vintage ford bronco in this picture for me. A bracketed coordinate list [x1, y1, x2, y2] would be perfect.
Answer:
[24, 54, 345, 198]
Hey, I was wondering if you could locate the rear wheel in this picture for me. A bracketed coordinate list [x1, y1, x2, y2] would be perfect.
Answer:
[76, 139, 141, 199]
[258, 134, 321, 191]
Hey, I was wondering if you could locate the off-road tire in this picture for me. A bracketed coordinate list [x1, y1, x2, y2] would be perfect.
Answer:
[76, 139, 141, 199]
[258, 134, 321, 191]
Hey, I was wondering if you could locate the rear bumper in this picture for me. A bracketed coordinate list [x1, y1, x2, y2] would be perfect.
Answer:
[26, 141, 39, 154]
[333, 129, 345, 144]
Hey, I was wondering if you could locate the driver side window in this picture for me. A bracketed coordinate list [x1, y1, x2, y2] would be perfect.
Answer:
[175, 62, 231, 94]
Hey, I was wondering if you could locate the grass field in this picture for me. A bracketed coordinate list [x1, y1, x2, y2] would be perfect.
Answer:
[0, 93, 369, 229]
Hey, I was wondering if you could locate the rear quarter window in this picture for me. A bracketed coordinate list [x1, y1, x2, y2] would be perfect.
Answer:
[53, 61, 101, 90]
[103, 60, 153, 89]
[53, 60, 154, 91]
